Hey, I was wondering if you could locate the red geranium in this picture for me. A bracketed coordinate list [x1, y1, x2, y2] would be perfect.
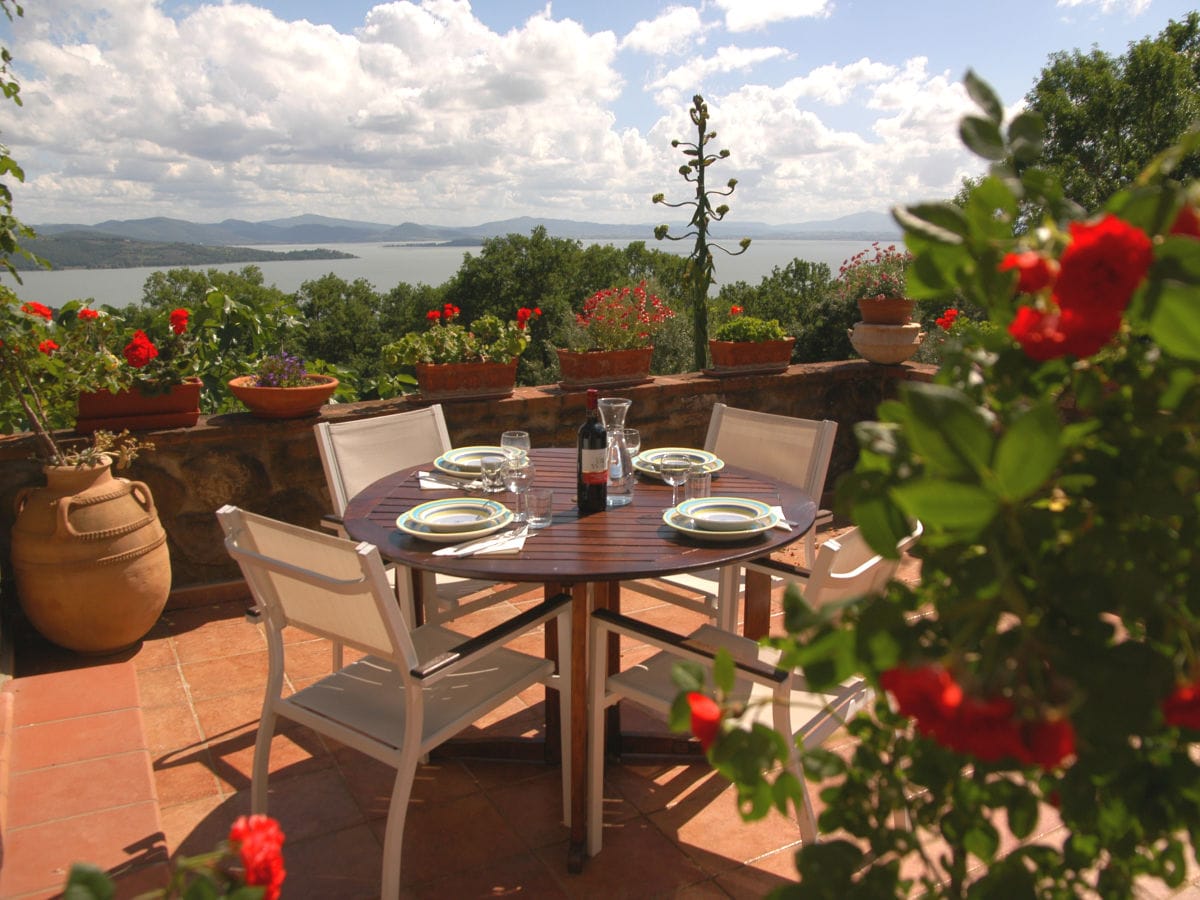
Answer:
[229, 814, 286, 900]
[687, 692, 722, 751]
[1162, 681, 1200, 729]
[1053, 214, 1152, 317]
[515, 306, 542, 331]
[38, 339, 58, 355]
[123, 329, 159, 368]
[935, 308, 960, 331]
[426, 309, 441, 321]
[1170, 204, 1200, 237]
[730, 305, 744, 315]
[78, 308, 99, 320]
[1000, 251, 1059, 294]
[20, 301, 52, 320]
[169, 307, 189, 335]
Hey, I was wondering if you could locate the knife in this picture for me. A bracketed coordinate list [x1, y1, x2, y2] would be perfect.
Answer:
[434, 525, 529, 557]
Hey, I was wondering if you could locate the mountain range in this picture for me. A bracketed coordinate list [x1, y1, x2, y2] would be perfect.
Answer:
[32, 211, 901, 246]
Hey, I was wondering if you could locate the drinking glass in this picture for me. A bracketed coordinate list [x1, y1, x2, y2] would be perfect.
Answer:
[479, 455, 507, 493]
[657, 453, 692, 507]
[621, 428, 641, 461]
[684, 465, 711, 501]
[500, 430, 531, 459]
[503, 457, 535, 521]
[526, 488, 554, 529]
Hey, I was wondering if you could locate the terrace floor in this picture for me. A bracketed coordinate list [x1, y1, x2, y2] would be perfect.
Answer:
[1, 539, 1197, 899]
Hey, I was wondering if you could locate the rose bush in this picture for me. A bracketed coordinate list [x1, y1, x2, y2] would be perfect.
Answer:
[677, 72, 1200, 898]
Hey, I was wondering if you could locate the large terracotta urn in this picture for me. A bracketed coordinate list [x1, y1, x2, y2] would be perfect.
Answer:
[848, 322, 925, 364]
[556, 347, 654, 391]
[11, 457, 172, 654]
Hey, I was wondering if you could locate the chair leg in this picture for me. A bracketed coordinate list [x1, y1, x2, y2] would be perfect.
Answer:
[250, 711, 277, 814]
[716, 565, 741, 632]
[773, 695, 818, 845]
[379, 761, 418, 900]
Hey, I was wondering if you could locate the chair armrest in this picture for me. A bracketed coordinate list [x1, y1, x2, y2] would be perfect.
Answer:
[321, 513, 345, 535]
[412, 592, 571, 680]
[591, 608, 787, 685]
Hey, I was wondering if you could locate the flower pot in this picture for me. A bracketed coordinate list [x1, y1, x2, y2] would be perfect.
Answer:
[556, 347, 654, 391]
[705, 338, 796, 377]
[75, 377, 203, 433]
[228, 374, 340, 418]
[857, 297, 915, 325]
[413, 361, 517, 402]
[10, 456, 171, 654]
[848, 322, 925, 364]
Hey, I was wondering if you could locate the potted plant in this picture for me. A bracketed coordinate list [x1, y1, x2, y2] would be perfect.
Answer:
[836, 241, 916, 323]
[706, 304, 795, 376]
[2, 289, 172, 654]
[383, 303, 540, 401]
[557, 281, 676, 389]
[228, 351, 339, 419]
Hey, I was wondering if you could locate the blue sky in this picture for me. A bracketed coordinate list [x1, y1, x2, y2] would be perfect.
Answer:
[1, 0, 1194, 227]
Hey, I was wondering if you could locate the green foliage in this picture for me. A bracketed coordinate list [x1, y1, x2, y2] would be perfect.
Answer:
[654, 94, 751, 370]
[562, 282, 676, 351]
[711, 312, 787, 342]
[382, 304, 535, 367]
[687, 72, 1200, 898]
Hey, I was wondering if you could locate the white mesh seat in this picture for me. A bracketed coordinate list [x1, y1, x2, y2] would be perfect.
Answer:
[588, 524, 918, 857]
[218, 505, 571, 900]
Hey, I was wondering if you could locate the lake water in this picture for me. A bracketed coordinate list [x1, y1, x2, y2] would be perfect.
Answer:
[3, 237, 887, 309]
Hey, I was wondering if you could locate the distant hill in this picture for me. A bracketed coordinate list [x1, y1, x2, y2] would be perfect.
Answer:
[33, 211, 900, 247]
[12, 231, 357, 270]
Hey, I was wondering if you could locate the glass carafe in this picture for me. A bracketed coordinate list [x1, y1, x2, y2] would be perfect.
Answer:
[597, 396, 634, 508]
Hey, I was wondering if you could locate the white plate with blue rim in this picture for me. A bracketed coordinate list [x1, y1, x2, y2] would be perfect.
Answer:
[396, 506, 514, 543]
[633, 447, 724, 480]
[675, 496, 773, 532]
[432, 445, 522, 477]
[406, 497, 509, 533]
[662, 504, 778, 542]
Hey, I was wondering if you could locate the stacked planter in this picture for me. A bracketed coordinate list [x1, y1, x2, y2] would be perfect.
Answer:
[849, 298, 924, 364]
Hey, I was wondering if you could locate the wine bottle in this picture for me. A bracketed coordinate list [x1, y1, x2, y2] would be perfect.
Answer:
[577, 388, 608, 514]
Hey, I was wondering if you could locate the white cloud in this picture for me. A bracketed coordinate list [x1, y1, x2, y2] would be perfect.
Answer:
[1056, 0, 1151, 15]
[712, 0, 834, 33]
[621, 6, 706, 56]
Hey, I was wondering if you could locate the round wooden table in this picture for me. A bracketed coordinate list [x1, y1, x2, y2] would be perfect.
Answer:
[343, 447, 816, 870]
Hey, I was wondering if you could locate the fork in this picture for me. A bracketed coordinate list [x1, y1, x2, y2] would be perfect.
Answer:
[447, 524, 529, 557]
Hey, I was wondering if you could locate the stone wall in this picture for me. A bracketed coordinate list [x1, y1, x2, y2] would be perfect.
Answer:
[0, 360, 932, 600]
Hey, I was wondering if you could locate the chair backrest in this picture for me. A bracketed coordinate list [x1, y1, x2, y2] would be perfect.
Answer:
[804, 522, 922, 607]
[216, 505, 418, 666]
[704, 402, 837, 503]
[314, 405, 453, 515]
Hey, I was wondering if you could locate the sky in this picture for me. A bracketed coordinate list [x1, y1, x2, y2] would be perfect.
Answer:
[0, 0, 1195, 229]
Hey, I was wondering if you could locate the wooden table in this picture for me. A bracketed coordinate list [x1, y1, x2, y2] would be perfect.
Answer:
[343, 447, 815, 870]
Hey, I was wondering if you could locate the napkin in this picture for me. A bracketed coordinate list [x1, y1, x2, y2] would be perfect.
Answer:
[431, 530, 528, 557]
[770, 506, 792, 531]
[418, 471, 481, 491]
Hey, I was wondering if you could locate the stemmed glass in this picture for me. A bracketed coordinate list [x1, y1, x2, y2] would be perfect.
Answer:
[500, 430, 531, 460]
[657, 453, 692, 508]
[503, 457, 535, 522]
[621, 428, 641, 461]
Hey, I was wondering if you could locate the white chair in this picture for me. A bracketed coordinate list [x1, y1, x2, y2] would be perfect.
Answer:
[587, 524, 915, 857]
[314, 405, 524, 625]
[217, 505, 571, 900]
[634, 403, 838, 629]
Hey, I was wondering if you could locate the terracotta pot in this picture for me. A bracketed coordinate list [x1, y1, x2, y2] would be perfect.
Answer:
[556, 347, 654, 391]
[11, 456, 171, 654]
[228, 374, 339, 418]
[857, 297, 915, 325]
[705, 338, 796, 377]
[413, 361, 517, 402]
[75, 376, 203, 433]
[848, 322, 925, 364]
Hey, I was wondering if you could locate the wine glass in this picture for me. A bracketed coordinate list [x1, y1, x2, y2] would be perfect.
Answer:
[621, 428, 641, 461]
[500, 430, 531, 461]
[503, 457, 535, 521]
[657, 453, 692, 507]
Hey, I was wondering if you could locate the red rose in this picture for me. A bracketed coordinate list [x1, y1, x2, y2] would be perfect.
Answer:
[1170, 204, 1200, 237]
[1009, 305, 1122, 361]
[229, 814, 286, 900]
[123, 330, 159, 368]
[78, 308, 99, 320]
[1053, 214, 1152, 317]
[880, 664, 963, 729]
[169, 308, 189, 334]
[38, 339, 59, 355]
[1000, 251, 1059, 295]
[1163, 682, 1200, 729]
[687, 692, 722, 751]
[20, 301, 52, 320]
[1022, 716, 1076, 771]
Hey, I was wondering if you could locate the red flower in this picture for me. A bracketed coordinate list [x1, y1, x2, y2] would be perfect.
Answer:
[123, 330, 159, 368]
[687, 692, 722, 751]
[730, 305, 744, 316]
[1000, 251, 1059, 295]
[443, 303, 460, 320]
[1170, 204, 1200, 237]
[38, 339, 58, 355]
[1022, 717, 1076, 771]
[169, 308, 189, 335]
[1009, 305, 1122, 361]
[1053, 214, 1152, 317]
[880, 664, 962, 727]
[935, 308, 960, 331]
[426, 309, 442, 321]
[1163, 681, 1200, 729]
[78, 308, 99, 320]
[229, 814, 285, 900]
[20, 301, 52, 320]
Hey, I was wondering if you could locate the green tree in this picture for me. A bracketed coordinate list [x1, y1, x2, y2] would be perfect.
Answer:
[0, 1, 43, 280]
[1026, 12, 1200, 213]
[714, 257, 833, 355]
[294, 274, 385, 392]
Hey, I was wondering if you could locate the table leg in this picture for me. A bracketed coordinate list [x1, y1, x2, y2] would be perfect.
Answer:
[744, 568, 773, 639]
[567, 581, 590, 874]
[544, 582, 564, 765]
[593, 581, 621, 758]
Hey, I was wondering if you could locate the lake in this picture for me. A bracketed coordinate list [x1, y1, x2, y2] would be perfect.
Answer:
[3, 237, 887, 309]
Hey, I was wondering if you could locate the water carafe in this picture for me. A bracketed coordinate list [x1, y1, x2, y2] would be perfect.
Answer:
[597, 396, 634, 508]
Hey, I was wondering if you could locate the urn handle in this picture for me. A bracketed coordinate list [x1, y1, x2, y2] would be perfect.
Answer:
[56, 481, 157, 540]
[14, 486, 34, 516]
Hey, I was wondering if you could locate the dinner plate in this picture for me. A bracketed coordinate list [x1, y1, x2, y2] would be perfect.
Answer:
[633, 447, 724, 480]
[661, 507, 778, 542]
[675, 496, 773, 532]
[432, 445, 518, 477]
[396, 507, 515, 544]
[406, 497, 508, 533]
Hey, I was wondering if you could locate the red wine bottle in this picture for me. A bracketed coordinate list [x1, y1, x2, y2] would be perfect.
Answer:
[577, 388, 608, 514]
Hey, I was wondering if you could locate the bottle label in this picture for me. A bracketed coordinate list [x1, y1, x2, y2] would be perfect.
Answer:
[580, 448, 608, 484]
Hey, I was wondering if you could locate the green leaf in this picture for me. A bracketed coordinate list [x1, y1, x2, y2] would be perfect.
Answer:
[901, 382, 995, 479]
[671, 659, 707, 693]
[1006, 111, 1045, 165]
[991, 403, 1062, 501]
[1006, 789, 1040, 839]
[1148, 281, 1200, 361]
[63, 864, 116, 900]
[960, 115, 1006, 161]
[963, 819, 1000, 862]
[891, 479, 1000, 533]
[900, 202, 969, 238]
[964, 70, 1004, 124]
[772, 768, 805, 816]
[894, 205, 964, 246]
